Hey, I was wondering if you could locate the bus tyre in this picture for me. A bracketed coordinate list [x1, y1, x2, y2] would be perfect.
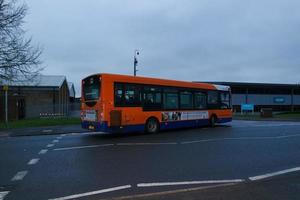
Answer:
[210, 115, 217, 127]
[145, 118, 159, 133]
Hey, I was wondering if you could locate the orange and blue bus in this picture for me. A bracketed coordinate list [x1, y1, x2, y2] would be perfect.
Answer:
[81, 73, 232, 133]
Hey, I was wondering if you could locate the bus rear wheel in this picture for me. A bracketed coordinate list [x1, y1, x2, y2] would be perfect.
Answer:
[210, 115, 217, 127]
[145, 118, 159, 133]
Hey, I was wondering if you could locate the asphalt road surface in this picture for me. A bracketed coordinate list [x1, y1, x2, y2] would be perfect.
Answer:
[1, 120, 300, 200]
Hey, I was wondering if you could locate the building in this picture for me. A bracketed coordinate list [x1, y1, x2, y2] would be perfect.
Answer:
[207, 82, 300, 112]
[68, 82, 76, 103]
[0, 75, 74, 121]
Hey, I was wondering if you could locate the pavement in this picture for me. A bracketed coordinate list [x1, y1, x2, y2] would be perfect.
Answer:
[0, 120, 300, 200]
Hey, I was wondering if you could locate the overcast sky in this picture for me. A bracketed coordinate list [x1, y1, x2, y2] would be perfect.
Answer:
[24, 0, 300, 96]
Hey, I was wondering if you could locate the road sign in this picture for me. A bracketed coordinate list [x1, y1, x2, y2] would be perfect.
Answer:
[273, 97, 285, 103]
[241, 104, 254, 111]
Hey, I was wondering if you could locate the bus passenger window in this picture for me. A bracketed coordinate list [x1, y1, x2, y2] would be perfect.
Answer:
[207, 91, 220, 109]
[124, 85, 141, 106]
[207, 91, 219, 104]
[180, 91, 193, 109]
[143, 86, 162, 110]
[114, 83, 123, 106]
[194, 92, 206, 109]
[164, 91, 178, 110]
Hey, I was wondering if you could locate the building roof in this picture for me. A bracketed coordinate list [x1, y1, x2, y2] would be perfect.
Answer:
[68, 82, 75, 98]
[0, 75, 66, 88]
[200, 81, 300, 89]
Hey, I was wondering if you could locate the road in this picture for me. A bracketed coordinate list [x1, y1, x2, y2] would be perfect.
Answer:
[1, 120, 300, 200]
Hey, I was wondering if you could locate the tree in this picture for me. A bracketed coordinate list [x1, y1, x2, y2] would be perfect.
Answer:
[0, 0, 42, 82]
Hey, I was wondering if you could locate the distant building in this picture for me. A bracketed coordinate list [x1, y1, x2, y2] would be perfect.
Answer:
[205, 82, 300, 112]
[0, 75, 75, 121]
[68, 82, 76, 102]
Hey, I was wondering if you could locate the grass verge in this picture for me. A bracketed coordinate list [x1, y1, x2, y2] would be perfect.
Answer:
[0, 117, 80, 129]
[233, 112, 300, 121]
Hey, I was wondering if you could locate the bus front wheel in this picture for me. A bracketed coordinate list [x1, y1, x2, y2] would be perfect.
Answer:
[210, 115, 217, 127]
[145, 118, 159, 133]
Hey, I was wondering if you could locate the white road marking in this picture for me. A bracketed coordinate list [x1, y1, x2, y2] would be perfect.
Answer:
[27, 158, 39, 165]
[39, 149, 48, 154]
[54, 144, 114, 151]
[181, 133, 300, 144]
[181, 139, 221, 144]
[47, 144, 54, 148]
[137, 179, 245, 187]
[249, 167, 300, 181]
[48, 185, 132, 200]
[117, 142, 177, 146]
[52, 140, 59, 143]
[56, 136, 62, 139]
[112, 183, 237, 200]
[11, 171, 28, 181]
[68, 132, 107, 136]
[60, 134, 66, 137]
[0, 191, 9, 200]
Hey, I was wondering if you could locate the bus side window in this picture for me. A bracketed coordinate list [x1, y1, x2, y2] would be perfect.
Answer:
[207, 91, 219, 109]
[194, 92, 207, 109]
[163, 88, 179, 110]
[143, 86, 162, 110]
[124, 84, 141, 106]
[180, 91, 193, 109]
[114, 83, 123, 106]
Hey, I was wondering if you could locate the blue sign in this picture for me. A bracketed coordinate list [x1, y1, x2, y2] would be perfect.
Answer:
[273, 97, 285, 103]
[241, 104, 254, 111]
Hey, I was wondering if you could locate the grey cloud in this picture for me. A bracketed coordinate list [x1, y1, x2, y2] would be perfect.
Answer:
[25, 0, 300, 95]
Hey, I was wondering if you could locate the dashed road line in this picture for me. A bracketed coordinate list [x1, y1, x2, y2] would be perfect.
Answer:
[52, 140, 59, 143]
[39, 149, 48, 154]
[54, 144, 114, 151]
[48, 185, 132, 200]
[116, 142, 177, 146]
[11, 171, 28, 181]
[47, 144, 54, 148]
[56, 136, 62, 139]
[27, 158, 39, 165]
[137, 179, 245, 187]
[249, 167, 300, 181]
[0, 191, 9, 200]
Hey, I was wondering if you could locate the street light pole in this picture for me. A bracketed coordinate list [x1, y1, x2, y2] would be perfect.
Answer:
[134, 50, 139, 76]
[3, 85, 8, 127]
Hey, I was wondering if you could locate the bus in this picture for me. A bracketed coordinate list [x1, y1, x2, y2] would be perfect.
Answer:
[81, 73, 232, 133]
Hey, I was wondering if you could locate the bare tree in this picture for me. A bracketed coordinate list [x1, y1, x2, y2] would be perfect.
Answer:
[0, 0, 42, 82]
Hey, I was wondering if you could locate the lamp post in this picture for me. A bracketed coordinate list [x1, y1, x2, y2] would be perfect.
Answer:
[134, 50, 139, 76]
[3, 85, 8, 127]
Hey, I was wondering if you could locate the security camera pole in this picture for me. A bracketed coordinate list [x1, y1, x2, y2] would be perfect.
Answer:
[134, 49, 139, 76]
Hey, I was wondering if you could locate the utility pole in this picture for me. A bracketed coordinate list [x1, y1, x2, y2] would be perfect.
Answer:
[134, 50, 139, 76]
[3, 85, 8, 127]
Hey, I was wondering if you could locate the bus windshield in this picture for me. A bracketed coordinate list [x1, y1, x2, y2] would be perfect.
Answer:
[83, 75, 100, 101]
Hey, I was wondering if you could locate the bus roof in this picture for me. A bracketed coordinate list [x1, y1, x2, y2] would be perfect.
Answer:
[88, 73, 230, 91]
